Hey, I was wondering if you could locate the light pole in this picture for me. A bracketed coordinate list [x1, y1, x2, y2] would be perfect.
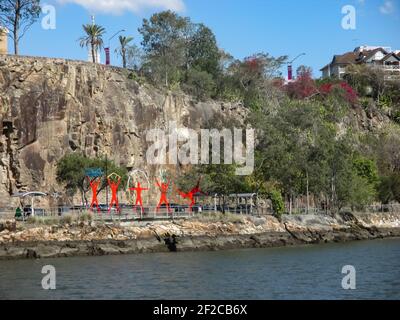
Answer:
[105, 29, 125, 66]
[287, 53, 306, 81]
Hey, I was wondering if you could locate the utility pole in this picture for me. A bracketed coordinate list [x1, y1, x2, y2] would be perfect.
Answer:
[287, 53, 306, 81]
[105, 29, 125, 65]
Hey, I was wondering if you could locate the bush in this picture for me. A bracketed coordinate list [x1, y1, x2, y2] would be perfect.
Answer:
[183, 68, 216, 100]
[268, 189, 285, 218]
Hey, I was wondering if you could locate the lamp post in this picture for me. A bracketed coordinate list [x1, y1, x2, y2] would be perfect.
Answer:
[105, 29, 125, 66]
[287, 53, 306, 81]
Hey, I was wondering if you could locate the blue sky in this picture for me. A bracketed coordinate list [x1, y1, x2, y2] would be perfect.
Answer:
[12, 0, 400, 77]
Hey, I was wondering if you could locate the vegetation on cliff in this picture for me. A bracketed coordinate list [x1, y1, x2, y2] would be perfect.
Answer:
[3, 3, 400, 216]
[128, 11, 400, 214]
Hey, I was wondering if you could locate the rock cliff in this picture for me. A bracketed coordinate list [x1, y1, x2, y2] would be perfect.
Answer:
[0, 212, 399, 260]
[0, 55, 246, 207]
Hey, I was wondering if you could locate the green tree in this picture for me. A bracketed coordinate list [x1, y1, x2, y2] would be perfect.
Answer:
[0, 0, 41, 55]
[268, 189, 285, 218]
[139, 10, 190, 87]
[115, 35, 134, 68]
[187, 24, 221, 77]
[184, 68, 215, 100]
[378, 174, 400, 204]
[56, 154, 127, 206]
[79, 24, 106, 63]
[353, 157, 379, 186]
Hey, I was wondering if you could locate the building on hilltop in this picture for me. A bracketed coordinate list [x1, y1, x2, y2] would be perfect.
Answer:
[320, 45, 400, 81]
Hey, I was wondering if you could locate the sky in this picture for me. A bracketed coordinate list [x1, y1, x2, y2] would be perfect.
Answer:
[9, 0, 400, 77]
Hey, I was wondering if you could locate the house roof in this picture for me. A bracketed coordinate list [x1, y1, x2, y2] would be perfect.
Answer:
[321, 47, 400, 73]
[320, 64, 330, 71]
[357, 48, 389, 63]
[331, 51, 358, 65]
[381, 52, 400, 62]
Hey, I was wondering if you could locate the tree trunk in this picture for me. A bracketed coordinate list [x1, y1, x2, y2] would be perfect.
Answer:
[13, 36, 18, 55]
[91, 43, 96, 63]
[12, 0, 21, 55]
[123, 53, 127, 68]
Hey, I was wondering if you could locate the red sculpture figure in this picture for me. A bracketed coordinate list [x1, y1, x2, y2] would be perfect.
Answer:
[177, 178, 206, 211]
[108, 173, 121, 213]
[88, 177, 101, 212]
[156, 179, 171, 213]
[130, 182, 148, 214]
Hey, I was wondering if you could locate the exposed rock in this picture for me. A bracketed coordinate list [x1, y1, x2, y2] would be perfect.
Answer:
[0, 56, 246, 207]
[0, 212, 399, 260]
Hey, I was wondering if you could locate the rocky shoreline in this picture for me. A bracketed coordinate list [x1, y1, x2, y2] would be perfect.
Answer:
[0, 212, 399, 260]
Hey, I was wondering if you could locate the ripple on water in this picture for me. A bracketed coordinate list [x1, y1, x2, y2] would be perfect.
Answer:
[0, 238, 399, 300]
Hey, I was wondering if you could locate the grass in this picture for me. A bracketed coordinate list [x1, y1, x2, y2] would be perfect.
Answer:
[26, 212, 93, 226]
[194, 212, 245, 224]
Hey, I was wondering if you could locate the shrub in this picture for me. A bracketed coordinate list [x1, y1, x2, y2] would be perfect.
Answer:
[183, 68, 216, 100]
[268, 189, 285, 218]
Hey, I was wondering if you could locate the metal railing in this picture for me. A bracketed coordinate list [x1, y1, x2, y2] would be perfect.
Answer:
[2, 203, 399, 222]
[0, 205, 247, 220]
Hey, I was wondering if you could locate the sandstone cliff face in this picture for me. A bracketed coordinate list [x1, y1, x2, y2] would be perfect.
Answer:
[0, 56, 246, 207]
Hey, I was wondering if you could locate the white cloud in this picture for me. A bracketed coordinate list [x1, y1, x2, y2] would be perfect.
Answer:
[58, 0, 185, 15]
[379, 1, 395, 14]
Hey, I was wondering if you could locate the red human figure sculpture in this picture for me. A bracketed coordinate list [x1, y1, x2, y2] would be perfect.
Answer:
[108, 176, 121, 213]
[130, 181, 149, 214]
[177, 178, 206, 211]
[88, 177, 101, 212]
[156, 179, 171, 213]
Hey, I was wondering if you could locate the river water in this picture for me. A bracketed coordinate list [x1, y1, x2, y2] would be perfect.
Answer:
[0, 238, 399, 300]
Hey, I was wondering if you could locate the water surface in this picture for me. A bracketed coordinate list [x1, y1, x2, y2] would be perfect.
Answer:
[0, 239, 399, 299]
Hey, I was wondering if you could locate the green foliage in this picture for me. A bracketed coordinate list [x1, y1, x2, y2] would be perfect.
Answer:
[139, 10, 190, 87]
[56, 153, 127, 205]
[115, 35, 134, 68]
[268, 189, 285, 218]
[138, 12, 287, 106]
[353, 157, 379, 186]
[378, 174, 400, 204]
[343, 64, 385, 99]
[183, 68, 215, 100]
[187, 24, 221, 77]
[79, 24, 106, 63]
[336, 172, 376, 211]
[377, 95, 393, 111]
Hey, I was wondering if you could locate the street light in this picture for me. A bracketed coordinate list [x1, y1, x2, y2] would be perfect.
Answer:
[105, 29, 126, 66]
[287, 53, 306, 81]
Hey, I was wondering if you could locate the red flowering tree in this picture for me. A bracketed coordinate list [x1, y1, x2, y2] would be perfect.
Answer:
[286, 69, 318, 99]
[318, 81, 358, 105]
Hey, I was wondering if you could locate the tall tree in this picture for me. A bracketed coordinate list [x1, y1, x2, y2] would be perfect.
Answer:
[115, 35, 134, 68]
[0, 0, 41, 55]
[187, 24, 220, 77]
[139, 10, 190, 87]
[79, 24, 106, 63]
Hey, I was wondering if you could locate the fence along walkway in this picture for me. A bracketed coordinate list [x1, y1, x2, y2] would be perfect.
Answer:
[1, 204, 399, 221]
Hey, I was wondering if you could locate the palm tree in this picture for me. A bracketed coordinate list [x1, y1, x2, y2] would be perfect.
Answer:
[79, 24, 106, 63]
[115, 36, 134, 68]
